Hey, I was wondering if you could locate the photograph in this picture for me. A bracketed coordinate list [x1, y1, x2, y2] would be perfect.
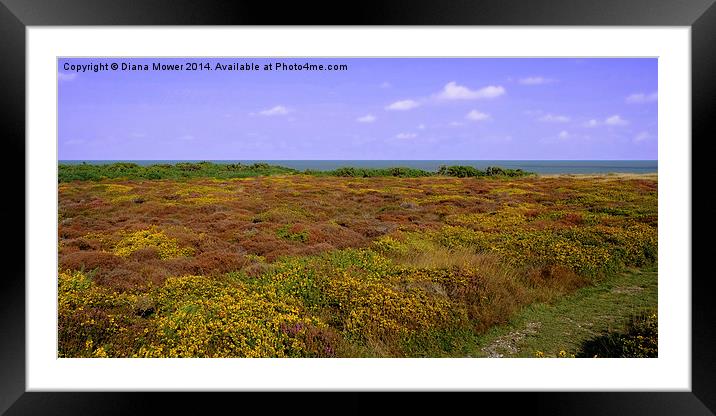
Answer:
[2, 0, 711, 410]
[57, 57, 658, 359]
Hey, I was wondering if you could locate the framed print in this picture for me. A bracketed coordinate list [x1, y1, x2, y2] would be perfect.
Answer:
[2, 0, 715, 414]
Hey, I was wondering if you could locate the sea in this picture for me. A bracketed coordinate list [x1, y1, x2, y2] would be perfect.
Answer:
[59, 160, 657, 175]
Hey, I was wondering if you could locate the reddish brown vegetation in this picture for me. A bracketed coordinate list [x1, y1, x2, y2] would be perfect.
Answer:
[58, 175, 657, 294]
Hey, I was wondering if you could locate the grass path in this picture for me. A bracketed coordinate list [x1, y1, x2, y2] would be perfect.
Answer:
[472, 266, 657, 357]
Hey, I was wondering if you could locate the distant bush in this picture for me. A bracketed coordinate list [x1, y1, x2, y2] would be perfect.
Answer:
[437, 165, 483, 177]
[437, 165, 530, 178]
[176, 162, 201, 171]
[327, 166, 437, 178]
[224, 163, 245, 171]
[332, 167, 361, 177]
[59, 162, 532, 182]
[59, 162, 298, 182]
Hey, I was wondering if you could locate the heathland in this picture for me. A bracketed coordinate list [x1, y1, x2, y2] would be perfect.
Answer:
[58, 163, 657, 358]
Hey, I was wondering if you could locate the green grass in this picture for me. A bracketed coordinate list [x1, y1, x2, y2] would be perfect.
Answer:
[58, 162, 533, 182]
[473, 266, 657, 357]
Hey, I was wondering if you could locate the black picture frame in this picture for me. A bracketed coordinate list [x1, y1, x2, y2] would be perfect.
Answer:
[2, 0, 713, 414]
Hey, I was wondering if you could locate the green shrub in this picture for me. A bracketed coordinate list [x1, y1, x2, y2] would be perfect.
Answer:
[438, 165, 483, 177]
[276, 225, 309, 242]
[59, 162, 298, 182]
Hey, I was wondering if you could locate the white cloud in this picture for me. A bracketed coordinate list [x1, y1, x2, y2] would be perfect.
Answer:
[626, 92, 658, 103]
[356, 114, 376, 123]
[583, 115, 629, 127]
[539, 114, 570, 123]
[436, 82, 505, 100]
[380, 81, 392, 88]
[385, 99, 420, 111]
[519, 76, 553, 85]
[605, 115, 629, 126]
[558, 130, 570, 139]
[383, 82, 504, 113]
[634, 131, 651, 142]
[418, 124, 426, 130]
[58, 72, 78, 82]
[449, 121, 466, 127]
[395, 132, 417, 139]
[466, 110, 490, 121]
[258, 105, 290, 116]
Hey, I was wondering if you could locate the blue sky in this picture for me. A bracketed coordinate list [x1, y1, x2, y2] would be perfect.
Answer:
[58, 58, 657, 160]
